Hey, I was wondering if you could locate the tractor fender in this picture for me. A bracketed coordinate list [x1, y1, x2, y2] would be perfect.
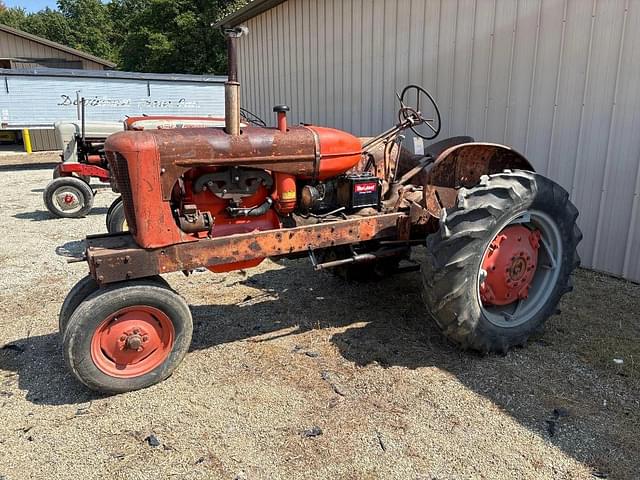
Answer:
[426, 142, 535, 189]
[421, 142, 535, 218]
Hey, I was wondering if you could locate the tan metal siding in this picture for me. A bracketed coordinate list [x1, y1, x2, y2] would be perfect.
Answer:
[0, 30, 106, 70]
[28, 128, 57, 151]
[238, 0, 640, 282]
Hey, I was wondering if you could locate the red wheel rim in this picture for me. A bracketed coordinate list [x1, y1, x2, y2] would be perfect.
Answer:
[480, 225, 541, 306]
[90, 306, 175, 378]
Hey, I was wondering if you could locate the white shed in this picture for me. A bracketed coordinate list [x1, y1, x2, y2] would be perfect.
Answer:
[219, 0, 640, 283]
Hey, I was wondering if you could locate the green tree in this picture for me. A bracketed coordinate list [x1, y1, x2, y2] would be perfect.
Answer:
[117, 0, 247, 74]
[57, 0, 115, 61]
[0, 5, 28, 28]
[17, 8, 73, 46]
[0, 0, 248, 73]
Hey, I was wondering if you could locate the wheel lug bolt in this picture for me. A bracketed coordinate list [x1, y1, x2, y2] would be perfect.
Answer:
[119, 335, 126, 341]
[143, 336, 149, 343]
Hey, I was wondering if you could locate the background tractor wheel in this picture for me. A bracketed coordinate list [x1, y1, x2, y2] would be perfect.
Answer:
[58, 275, 171, 334]
[106, 197, 128, 233]
[422, 170, 582, 353]
[43, 176, 94, 218]
[315, 245, 409, 282]
[63, 279, 192, 393]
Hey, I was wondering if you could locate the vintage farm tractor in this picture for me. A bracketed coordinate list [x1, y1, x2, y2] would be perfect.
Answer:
[59, 27, 581, 393]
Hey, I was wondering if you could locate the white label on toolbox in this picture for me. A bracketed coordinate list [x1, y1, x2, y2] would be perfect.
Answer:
[355, 182, 378, 194]
[413, 136, 425, 155]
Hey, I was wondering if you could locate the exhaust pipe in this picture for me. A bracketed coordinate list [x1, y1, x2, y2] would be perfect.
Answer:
[224, 26, 248, 136]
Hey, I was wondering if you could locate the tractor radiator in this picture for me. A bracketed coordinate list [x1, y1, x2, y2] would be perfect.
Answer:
[108, 153, 137, 235]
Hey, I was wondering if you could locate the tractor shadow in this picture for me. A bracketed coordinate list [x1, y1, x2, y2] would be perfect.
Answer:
[0, 257, 632, 476]
[186, 259, 630, 477]
[12, 207, 109, 221]
[0, 336, 104, 406]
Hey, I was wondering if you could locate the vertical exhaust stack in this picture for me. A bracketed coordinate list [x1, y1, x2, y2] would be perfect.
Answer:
[224, 26, 248, 136]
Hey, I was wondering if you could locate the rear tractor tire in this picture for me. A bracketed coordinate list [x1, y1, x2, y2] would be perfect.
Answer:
[43, 176, 94, 218]
[63, 279, 192, 393]
[422, 170, 582, 353]
[106, 197, 128, 233]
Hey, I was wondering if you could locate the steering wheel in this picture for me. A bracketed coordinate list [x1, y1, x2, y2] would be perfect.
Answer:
[398, 85, 441, 140]
[240, 107, 267, 127]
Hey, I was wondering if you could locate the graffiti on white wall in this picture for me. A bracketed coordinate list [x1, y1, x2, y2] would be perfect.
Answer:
[56, 95, 199, 109]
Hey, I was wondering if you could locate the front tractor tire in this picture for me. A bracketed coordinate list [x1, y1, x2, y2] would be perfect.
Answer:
[422, 170, 582, 353]
[106, 197, 128, 233]
[58, 274, 171, 334]
[43, 176, 94, 218]
[63, 279, 193, 393]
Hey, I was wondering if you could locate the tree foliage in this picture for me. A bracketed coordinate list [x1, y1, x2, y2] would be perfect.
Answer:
[0, 0, 247, 74]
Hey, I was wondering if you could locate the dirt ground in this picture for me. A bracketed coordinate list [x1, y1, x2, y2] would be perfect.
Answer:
[0, 159, 638, 480]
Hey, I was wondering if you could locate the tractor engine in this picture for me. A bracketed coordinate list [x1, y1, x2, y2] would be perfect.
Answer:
[104, 122, 370, 270]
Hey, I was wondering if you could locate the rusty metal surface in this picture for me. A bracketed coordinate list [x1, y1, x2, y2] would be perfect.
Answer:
[155, 126, 317, 200]
[87, 213, 407, 285]
[426, 142, 534, 189]
[424, 185, 458, 217]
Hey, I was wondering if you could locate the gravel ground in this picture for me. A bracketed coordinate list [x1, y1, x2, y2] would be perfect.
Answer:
[0, 161, 638, 479]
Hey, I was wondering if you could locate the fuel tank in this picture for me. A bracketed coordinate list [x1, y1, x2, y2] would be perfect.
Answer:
[157, 125, 362, 179]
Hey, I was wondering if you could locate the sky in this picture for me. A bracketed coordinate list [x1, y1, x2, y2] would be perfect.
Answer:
[4, 0, 59, 12]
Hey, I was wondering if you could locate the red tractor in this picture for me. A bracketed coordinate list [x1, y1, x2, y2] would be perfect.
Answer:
[60, 27, 581, 393]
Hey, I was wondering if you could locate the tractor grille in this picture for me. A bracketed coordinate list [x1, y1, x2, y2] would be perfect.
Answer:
[108, 152, 137, 235]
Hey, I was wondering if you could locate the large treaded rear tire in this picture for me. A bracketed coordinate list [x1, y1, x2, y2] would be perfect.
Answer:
[422, 170, 582, 353]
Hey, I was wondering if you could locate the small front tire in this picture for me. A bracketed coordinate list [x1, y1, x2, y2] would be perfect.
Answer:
[106, 197, 128, 233]
[58, 275, 171, 334]
[63, 279, 192, 393]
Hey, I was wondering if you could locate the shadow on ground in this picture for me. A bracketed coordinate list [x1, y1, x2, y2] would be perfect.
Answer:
[55, 240, 86, 258]
[0, 258, 637, 477]
[0, 162, 58, 172]
[13, 207, 109, 221]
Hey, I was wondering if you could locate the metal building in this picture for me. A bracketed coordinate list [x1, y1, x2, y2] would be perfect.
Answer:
[0, 23, 115, 70]
[219, 0, 640, 283]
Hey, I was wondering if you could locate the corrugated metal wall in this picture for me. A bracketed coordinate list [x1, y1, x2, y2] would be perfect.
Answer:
[0, 30, 105, 70]
[237, 0, 640, 282]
